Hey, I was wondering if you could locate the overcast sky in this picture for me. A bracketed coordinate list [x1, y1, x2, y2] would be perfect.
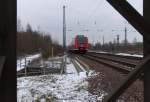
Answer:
[17, 0, 143, 45]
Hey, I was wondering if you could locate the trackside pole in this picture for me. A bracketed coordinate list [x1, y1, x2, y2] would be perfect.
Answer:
[52, 47, 54, 58]
[63, 5, 67, 74]
[52, 47, 54, 68]
[25, 58, 27, 76]
[20, 59, 21, 68]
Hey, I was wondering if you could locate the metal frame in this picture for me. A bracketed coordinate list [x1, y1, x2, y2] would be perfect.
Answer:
[0, 0, 16, 101]
[104, 0, 150, 102]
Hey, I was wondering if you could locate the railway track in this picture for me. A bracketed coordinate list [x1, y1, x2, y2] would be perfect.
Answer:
[70, 53, 144, 102]
[78, 52, 142, 74]
[87, 51, 143, 60]
[71, 58, 83, 73]
[69, 54, 90, 74]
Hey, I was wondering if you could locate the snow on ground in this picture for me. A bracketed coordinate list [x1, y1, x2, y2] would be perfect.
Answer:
[17, 57, 105, 102]
[116, 53, 143, 58]
[17, 54, 41, 71]
[89, 50, 143, 58]
[88, 50, 108, 54]
[41, 57, 63, 69]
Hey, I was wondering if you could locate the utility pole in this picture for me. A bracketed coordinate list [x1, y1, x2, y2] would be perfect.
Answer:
[92, 36, 94, 46]
[113, 37, 116, 52]
[117, 35, 120, 46]
[124, 27, 127, 51]
[103, 35, 105, 45]
[102, 35, 105, 51]
[25, 58, 27, 76]
[51, 46, 54, 68]
[63, 5, 66, 51]
[62, 5, 66, 74]
[116, 35, 120, 52]
[51, 47, 54, 58]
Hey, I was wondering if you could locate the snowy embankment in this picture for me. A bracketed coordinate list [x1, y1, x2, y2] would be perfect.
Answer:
[17, 57, 105, 102]
[17, 54, 41, 71]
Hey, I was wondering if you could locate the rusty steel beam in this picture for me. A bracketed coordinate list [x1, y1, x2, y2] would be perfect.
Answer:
[106, 0, 150, 43]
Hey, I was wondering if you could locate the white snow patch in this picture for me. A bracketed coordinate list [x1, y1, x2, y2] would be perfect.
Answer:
[89, 50, 143, 58]
[17, 54, 41, 71]
[88, 50, 108, 54]
[66, 61, 78, 74]
[41, 60, 62, 69]
[74, 60, 86, 72]
[116, 53, 143, 58]
[17, 57, 105, 102]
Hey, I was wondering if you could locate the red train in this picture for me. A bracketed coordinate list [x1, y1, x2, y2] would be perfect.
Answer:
[70, 35, 89, 53]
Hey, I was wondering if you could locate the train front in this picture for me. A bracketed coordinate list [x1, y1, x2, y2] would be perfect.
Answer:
[74, 35, 88, 53]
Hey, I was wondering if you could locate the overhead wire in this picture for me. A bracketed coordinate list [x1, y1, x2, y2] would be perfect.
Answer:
[87, 0, 105, 20]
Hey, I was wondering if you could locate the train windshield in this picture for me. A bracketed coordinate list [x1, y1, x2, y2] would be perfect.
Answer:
[77, 35, 86, 43]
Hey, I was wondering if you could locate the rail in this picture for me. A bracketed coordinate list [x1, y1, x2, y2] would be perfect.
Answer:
[86, 53, 139, 68]
[82, 54, 131, 73]
[87, 51, 142, 60]
[71, 58, 83, 73]
[75, 57, 90, 72]
[103, 55, 150, 102]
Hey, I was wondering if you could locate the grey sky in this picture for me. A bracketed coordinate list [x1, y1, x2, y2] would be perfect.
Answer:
[17, 0, 143, 45]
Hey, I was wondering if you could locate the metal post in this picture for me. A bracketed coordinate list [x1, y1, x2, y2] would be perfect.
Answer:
[124, 27, 127, 52]
[117, 35, 119, 45]
[20, 59, 21, 68]
[63, 5, 66, 51]
[52, 47, 54, 58]
[51, 47, 54, 68]
[103, 35, 105, 50]
[25, 58, 27, 76]
[103, 35, 105, 46]
[117, 35, 119, 52]
[113, 37, 116, 52]
[63, 5, 66, 73]
[143, 0, 150, 102]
